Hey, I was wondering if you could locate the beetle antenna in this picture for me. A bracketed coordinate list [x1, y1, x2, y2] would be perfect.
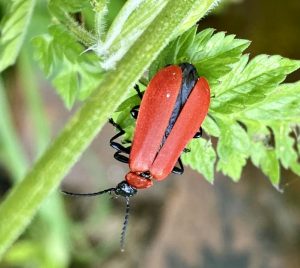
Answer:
[120, 197, 130, 252]
[62, 188, 116, 197]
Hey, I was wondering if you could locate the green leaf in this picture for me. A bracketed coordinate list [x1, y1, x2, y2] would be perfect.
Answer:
[229, 82, 300, 185]
[228, 80, 300, 186]
[115, 93, 141, 113]
[271, 123, 300, 175]
[192, 31, 250, 84]
[3, 241, 40, 265]
[221, 80, 300, 186]
[211, 55, 300, 114]
[216, 119, 250, 181]
[53, 66, 79, 109]
[48, 0, 91, 19]
[33, 25, 102, 108]
[148, 27, 199, 78]
[202, 115, 220, 137]
[0, 0, 36, 72]
[241, 81, 300, 121]
[246, 122, 280, 186]
[252, 143, 280, 186]
[182, 138, 216, 183]
[149, 27, 250, 82]
[32, 35, 54, 76]
[48, 0, 96, 47]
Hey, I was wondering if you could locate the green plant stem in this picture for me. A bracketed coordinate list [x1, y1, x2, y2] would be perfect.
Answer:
[0, 0, 212, 259]
[64, 12, 96, 47]
[92, 0, 109, 42]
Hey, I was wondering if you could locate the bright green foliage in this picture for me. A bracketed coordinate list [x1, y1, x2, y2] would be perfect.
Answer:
[241, 81, 300, 121]
[203, 54, 300, 184]
[182, 138, 216, 183]
[0, 0, 36, 72]
[211, 55, 300, 114]
[33, 0, 101, 109]
[116, 27, 300, 185]
[149, 27, 250, 84]
[239, 82, 300, 184]
[48, 0, 91, 18]
[201, 115, 220, 137]
[33, 24, 102, 108]
[215, 119, 250, 181]
[246, 122, 280, 186]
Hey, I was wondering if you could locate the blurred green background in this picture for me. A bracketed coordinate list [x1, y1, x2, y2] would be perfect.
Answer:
[0, 0, 300, 267]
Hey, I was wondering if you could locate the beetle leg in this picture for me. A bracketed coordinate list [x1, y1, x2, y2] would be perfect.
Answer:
[193, 127, 203, 138]
[182, 127, 203, 153]
[114, 151, 130, 164]
[134, 84, 143, 99]
[130, 85, 143, 119]
[172, 157, 184, 175]
[109, 118, 123, 131]
[119, 84, 145, 120]
[111, 143, 131, 154]
[109, 118, 131, 153]
[130, 105, 140, 119]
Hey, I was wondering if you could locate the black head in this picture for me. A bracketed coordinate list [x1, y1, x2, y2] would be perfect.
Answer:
[62, 180, 137, 197]
[62, 180, 137, 251]
[114, 181, 138, 197]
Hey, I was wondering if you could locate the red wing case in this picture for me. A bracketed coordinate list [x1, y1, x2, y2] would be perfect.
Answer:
[150, 77, 211, 180]
[129, 65, 183, 172]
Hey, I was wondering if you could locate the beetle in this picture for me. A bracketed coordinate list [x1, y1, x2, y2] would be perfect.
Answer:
[63, 63, 211, 250]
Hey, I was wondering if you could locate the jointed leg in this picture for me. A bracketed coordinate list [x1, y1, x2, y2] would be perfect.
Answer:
[130, 85, 144, 119]
[114, 151, 129, 163]
[193, 127, 203, 138]
[134, 84, 143, 99]
[130, 105, 140, 119]
[183, 127, 203, 153]
[109, 118, 131, 157]
[172, 157, 184, 175]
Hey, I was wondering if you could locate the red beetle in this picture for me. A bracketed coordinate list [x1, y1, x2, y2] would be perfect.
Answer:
[63, 63, 210, 249]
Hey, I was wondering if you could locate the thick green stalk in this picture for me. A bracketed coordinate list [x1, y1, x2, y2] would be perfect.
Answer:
[0, 0, 211, 258]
